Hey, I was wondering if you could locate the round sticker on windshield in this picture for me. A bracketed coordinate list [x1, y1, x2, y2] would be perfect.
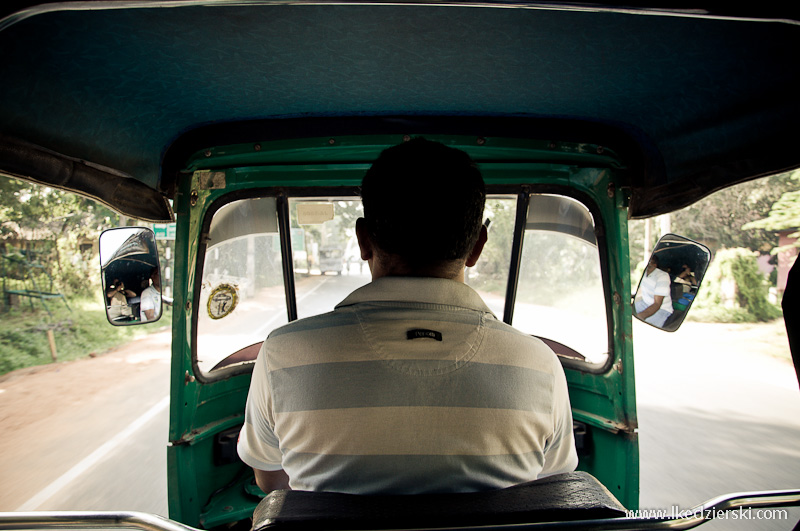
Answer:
[208, 284, 239, 320]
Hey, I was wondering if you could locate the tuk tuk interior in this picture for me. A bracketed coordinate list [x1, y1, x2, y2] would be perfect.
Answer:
[1, 1, 799, 530]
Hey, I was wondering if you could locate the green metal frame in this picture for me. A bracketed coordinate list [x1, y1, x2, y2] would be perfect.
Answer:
[166, 135, 638, 527]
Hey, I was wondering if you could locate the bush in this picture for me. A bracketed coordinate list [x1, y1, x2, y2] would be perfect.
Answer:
[692, 248, 782, 322]
[0, 297, 169, 376]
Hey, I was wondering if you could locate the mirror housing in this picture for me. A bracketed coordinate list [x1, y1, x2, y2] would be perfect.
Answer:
[99, 227, 162, 326]
[633, 233, 711, 332]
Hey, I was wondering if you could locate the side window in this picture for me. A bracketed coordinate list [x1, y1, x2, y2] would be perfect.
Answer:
[197, 197, 287, 375]
[514, 195, 608, 364]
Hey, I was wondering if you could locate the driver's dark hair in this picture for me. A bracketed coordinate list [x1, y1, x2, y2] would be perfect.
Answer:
[360, 138, 485, 267]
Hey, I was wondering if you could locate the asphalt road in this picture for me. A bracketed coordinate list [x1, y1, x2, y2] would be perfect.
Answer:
[1, 276, 798, 529]
[634, 319, 800, 530]
[0, 331, 172, 516]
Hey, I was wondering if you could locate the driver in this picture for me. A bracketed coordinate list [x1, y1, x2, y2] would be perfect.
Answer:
[237, 138, 578, 495]
[139, 267, 162, 322]
[635, 255, 674, 327]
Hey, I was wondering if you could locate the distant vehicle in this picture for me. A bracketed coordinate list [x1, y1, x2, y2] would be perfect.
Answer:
[319, 246, 345, 275]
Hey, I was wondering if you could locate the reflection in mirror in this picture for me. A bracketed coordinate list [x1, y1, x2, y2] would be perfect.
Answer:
[99, 227, 162, 326]
[634, 233, 711, 332]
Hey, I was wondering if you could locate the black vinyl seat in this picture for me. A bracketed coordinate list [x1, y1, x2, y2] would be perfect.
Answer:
[252, 471, 627, 531]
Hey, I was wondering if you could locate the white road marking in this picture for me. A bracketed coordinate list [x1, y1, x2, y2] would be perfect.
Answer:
[296, 276, 329, 304]
[16, 395, 170, 511]
[255, 277, 329, 337]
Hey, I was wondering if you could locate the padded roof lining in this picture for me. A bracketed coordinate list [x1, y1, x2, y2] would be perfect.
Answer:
[1, 2, 798, 221]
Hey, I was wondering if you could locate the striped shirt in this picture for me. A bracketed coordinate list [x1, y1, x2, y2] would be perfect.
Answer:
[237, 276, 578, 494]
[639, 267, 673, 313]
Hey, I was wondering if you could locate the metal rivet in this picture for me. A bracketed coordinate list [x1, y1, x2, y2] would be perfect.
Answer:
[186, 301, 191, 310]
[607, 182, 616, 198]
[549, 142, 557, 149]
[328, 138, 336, 145]
[476, 137, 486, 145]
[254, 144, 261, 151]
[204, 150, 212, 158]
[596, 146, 605, 154]
[403, 135, 411, 142]
[190, 190, 198, 207]
[185, 371, 196, 385]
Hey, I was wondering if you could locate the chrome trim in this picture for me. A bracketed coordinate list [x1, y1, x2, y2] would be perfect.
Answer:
[0, 489, 798, 531]
[0, 512, 199, 531]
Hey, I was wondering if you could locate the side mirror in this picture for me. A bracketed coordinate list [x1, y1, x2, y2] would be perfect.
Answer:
[99, 227, 162, 326]
[633, 234, 711, 332]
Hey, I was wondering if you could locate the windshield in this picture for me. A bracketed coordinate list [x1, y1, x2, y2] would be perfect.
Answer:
[195, 193, 608, 376]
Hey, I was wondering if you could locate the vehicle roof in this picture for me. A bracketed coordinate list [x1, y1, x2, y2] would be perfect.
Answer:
[1, 1, 798, 222]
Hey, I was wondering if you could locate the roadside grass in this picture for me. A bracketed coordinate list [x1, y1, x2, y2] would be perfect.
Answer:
[687, 303, 783, 323]
[0, 298, 170, 376]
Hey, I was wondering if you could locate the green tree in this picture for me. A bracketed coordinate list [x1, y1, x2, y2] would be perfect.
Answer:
[742, 171, 800, 254]
[1, 175, 120, 297]
[692, 248, 782, 322]
[629, 171, 798, 276]
[670, 171, 797, 253]
[472, 198, 515, 293]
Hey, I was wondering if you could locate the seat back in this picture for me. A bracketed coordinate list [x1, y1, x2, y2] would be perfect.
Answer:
[252, 471, 627, 530]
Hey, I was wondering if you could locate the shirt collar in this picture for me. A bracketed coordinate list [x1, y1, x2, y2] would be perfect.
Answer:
[336, 276, 496, 316]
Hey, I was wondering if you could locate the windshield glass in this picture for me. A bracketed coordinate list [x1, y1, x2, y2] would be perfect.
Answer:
[196, 197, 288, 373]
[469, 194, 608, 364]
[290, 198, 371, 321]
[195, 192, 608, 376]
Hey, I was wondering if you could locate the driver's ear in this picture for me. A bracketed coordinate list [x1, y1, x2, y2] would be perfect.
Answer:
[356, 218, 373, 261]
[465, 225, 488, 268]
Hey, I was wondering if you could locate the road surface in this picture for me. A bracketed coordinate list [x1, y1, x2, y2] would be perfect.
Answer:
[634, 319, 800, 530]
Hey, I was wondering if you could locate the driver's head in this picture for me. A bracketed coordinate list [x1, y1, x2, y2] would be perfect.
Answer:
[359, 138, 486, 278]
[149, 267, 160, 287]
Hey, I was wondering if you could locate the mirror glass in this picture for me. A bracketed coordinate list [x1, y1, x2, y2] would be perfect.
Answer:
[99, 227, 162, 326]
[633, 233, 711, 332]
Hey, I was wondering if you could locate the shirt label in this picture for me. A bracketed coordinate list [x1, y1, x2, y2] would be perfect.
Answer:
[406, 329, 443, 341]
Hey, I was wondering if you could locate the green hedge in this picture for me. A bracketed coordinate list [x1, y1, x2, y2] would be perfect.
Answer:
[691, 248, 782, 322]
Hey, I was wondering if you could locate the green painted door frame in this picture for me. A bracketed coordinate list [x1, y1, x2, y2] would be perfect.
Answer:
[166, 135, 638, 527]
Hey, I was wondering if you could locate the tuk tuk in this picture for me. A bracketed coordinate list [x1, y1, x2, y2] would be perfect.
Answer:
[0, 1, 798, 529]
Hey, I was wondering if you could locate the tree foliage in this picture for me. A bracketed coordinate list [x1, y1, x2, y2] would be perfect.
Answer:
[741, 171, 800, 253]
[1, 176, 118, 240]
[629, 170, 798, 274]
[670, 171, 797, 253]
[472, 198, 516, 293]
[692, 248, 781, 322]
[1, 175, 120, 298]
